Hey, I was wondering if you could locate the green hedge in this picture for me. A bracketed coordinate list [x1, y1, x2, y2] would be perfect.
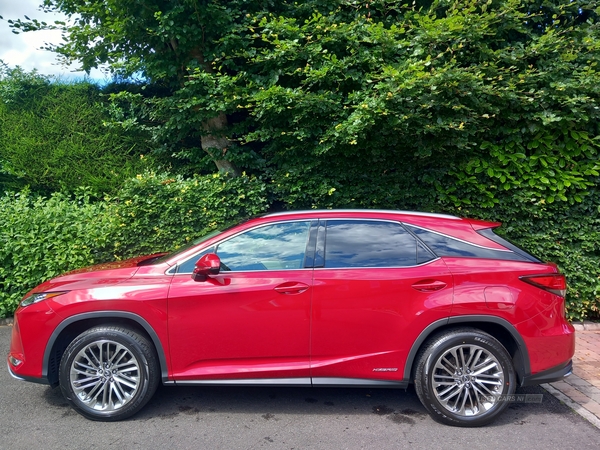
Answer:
[0, 191, 113, 318]
[105, 172, 269, 259]
[0, 172, 597, 321]
[0, 68, 153, 195]
[0, 173, 268, 318]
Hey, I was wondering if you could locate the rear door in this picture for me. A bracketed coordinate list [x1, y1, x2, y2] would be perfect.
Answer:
[310, 219, 454, 384]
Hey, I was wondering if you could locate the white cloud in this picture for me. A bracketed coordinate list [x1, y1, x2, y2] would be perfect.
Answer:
[0, 0, 107, 81]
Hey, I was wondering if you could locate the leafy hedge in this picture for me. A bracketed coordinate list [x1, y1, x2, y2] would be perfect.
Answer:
[0, 191, 113, 318]
[0, 171, 597, 321]
[0, 173, 268, 318]
[0, 67, 152, 195]
[105, 172, 269, 259]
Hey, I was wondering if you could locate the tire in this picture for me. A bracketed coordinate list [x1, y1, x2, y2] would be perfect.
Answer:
[59, 325, 160, 421]
[414, 328, 516, 427]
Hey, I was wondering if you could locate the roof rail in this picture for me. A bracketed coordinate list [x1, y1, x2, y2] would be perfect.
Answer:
[262, 209, 460, 220]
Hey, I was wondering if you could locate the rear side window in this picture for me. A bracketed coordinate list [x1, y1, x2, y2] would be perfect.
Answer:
[404, 225, 530, 262]
[323, 220, 435, 268]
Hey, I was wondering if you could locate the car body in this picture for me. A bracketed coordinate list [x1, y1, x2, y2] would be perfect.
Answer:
[7, 209, 574, 426]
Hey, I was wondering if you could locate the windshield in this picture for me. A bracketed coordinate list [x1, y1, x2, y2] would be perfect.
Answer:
[150, 229, 223, 265]
[146, 216, 259, 266]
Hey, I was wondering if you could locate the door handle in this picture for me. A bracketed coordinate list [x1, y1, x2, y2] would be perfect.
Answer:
[274, 282, 310, 295]
[412, 280, 447, 292]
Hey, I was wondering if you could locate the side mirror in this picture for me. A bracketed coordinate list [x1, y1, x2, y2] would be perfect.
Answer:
[192, 253, 221, 282]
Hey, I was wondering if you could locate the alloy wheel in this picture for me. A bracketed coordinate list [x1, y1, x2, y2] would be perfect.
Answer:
[69, 339, 141, 412]
[431, 343, 504, 417]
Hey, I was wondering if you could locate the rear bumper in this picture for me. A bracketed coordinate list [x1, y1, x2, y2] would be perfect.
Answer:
[520, 360, 572, 387]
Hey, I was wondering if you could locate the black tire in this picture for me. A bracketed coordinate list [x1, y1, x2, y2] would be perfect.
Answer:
[59, 325, 159, 421]
[414, 328, 516, 427]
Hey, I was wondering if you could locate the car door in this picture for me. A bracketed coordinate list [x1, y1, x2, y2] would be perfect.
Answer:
[167, 220, 315, 382]
[310, 219, 454, 384]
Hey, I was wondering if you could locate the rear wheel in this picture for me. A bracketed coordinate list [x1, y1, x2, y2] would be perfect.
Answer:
[59, 325, 159, 421]
[414, 328, 516, 427]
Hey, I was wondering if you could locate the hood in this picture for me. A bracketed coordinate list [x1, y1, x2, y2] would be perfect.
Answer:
[29, 253, 166, 294]
[63, 253, 166, 275]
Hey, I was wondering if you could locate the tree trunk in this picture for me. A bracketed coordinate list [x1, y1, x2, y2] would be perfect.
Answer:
[200, 113, 241, 177]
[188, 48, 241, 177]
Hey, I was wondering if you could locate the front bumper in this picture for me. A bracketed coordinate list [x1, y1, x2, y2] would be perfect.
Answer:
[7, 360, 49, 385]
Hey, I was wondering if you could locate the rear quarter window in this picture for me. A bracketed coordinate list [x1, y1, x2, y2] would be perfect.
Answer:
[404, 225, 532, 262]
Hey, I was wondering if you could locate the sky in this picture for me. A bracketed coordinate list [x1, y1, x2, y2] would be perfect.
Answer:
[0, 0, 106, 80]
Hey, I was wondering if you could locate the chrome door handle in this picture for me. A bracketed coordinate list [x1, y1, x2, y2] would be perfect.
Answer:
[274, 282, 310, 295]
[411, 280, 447, 292]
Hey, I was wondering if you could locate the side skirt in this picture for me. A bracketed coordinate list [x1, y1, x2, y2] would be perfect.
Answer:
[312, 377, 409, 388]
[165, 377, 409, 388]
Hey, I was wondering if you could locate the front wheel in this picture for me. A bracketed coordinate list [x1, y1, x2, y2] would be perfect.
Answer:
[59, 325, 159, 421]
[414, 328, 516, 427]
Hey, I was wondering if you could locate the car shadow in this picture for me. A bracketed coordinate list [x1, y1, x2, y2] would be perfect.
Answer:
[141, 383, 571, 426]
[41, 382, 572, 427]
[139, 383, 431, 424]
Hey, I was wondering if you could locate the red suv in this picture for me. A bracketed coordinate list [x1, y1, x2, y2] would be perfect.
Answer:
[7, 210, 574, 426]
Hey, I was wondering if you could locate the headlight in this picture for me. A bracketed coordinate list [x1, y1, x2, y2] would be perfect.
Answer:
[20, 292, 68, 308]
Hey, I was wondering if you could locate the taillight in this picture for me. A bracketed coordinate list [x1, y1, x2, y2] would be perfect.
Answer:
[520, 274, 566, 297]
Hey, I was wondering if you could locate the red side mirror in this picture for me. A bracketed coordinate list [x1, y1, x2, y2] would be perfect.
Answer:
[192, 253, 221, 281]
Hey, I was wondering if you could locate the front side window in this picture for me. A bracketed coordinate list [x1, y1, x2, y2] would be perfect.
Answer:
[214, 221, 312, 271]
[323, 220, 432, 268]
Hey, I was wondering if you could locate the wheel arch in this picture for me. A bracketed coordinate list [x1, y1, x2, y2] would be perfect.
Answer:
[43, 311, 169, 387]
[403, 316, 530, 386]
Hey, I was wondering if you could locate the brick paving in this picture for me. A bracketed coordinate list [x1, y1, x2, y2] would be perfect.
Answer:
[544, 324, 600, 429]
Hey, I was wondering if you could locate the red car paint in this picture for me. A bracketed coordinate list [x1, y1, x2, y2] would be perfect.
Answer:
[8, 209, 574, 402]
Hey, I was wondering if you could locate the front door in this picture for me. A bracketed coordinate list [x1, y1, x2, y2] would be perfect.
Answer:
[167, 220, 314, 382]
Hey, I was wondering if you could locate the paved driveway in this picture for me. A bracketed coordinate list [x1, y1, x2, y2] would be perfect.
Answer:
[2, 325, 599, 450]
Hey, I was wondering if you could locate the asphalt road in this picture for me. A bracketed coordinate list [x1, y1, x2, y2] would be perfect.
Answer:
[2, 325, 599, 450]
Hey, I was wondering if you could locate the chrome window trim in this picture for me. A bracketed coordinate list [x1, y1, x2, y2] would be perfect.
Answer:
[312, 258, 441, 271]
[173, 268, 315, 276]
[404, 223, 513, 252]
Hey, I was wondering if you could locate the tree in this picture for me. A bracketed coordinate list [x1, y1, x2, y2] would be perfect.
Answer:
[9, 0, 600, 203]
[0, 66, 150, 194]
[9, 0, 323, 175]
[7, 1, 413, 175]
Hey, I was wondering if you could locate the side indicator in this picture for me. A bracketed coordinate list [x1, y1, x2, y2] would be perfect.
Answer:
[9, 355, 23, 367]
